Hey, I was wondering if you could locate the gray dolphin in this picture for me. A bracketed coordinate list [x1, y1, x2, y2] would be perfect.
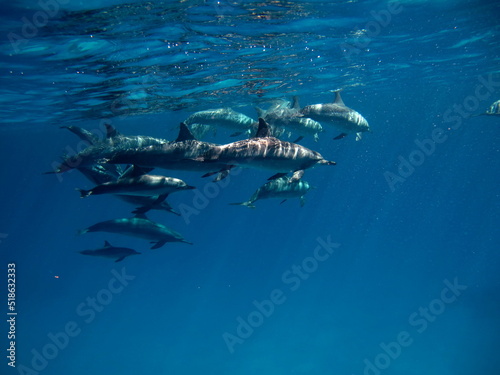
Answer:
[300, 89, 370, 140]
[77, 214, 192, 249]
[47, 125, 167, 174]
[198, 118, 335, 181]
[184, 108, 256, 137]
[256, 98, 323, 142]
[106, 123, 230, 173]
[77, 172, 195, 199]
[61, 126, 180, 216]
[78, 241, 140, 262]
[230, 177, 312, 208]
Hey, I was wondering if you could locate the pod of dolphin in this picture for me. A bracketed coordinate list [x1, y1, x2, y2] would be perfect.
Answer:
[48, 92, 498, 262]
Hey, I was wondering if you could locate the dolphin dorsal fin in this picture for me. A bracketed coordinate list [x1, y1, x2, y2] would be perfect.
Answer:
[104, 240, 112, 247]
[119, 165, 153, 179]
[134, 213, 148, 220]
[176, 122, 196, 142]
[291, 96, 300, 110]
[105, 123, 120, 138]
[332, 89, 345, 105]
[254, 118, 272, 138]
[255, 107, 265, 118]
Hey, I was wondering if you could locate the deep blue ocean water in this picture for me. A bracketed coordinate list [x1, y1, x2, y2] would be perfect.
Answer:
[0, 0, 499, 374]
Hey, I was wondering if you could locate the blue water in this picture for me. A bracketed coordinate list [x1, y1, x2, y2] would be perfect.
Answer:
[1, 1, 499, 374]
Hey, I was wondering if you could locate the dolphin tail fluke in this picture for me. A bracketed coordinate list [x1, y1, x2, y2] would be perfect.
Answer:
[333, 133, 348, 140]
[76, 188, 92, 198]
[229, 201, 256, 209]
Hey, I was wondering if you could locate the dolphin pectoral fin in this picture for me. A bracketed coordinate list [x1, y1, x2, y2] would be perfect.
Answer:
[230, 201, 256, 209]
[213, 169, 232, 182]
[280, 199, 287, 205]
[300, 197, 306, 207]
[76, 188, 92, 198]
[333, 133, 348, 140]
[268, 172, 288, 180]
[131, 206, 151, 215]
[355, 132, 363, 141]
[154, 193, 169, 204]
[150, 240, 166, 249]
[292, 135, 304, 143]
[77, 229, 89, 235]
[290, 170, 304, 182]
[181, 239, 194, 245]
[115, 256, 126, 262]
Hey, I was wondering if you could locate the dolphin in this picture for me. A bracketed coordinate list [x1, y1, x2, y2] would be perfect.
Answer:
[60, 126, 180, 216]
[47, 125, 167, 174]
[78, 164, 181, 215]
[256, 98, 324, 142]
[76, 168, 195, 200]
[184, 108, 257, 137]
[77, 214, 192, 249]
[105, 123, 230, 174]
[197, 118, 336, 181]
[78, 241, 140, 262]
[230, 177, 312, 208]
[299, 89, 370, 140]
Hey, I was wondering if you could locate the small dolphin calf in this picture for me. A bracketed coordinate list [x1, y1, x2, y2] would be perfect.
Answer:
[79, 241, 140, 262]
[300, 89, 370, 140]
[78, 214, 192, 249]
[199, 118, 335, 181]
[231, 177, 312, 208]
